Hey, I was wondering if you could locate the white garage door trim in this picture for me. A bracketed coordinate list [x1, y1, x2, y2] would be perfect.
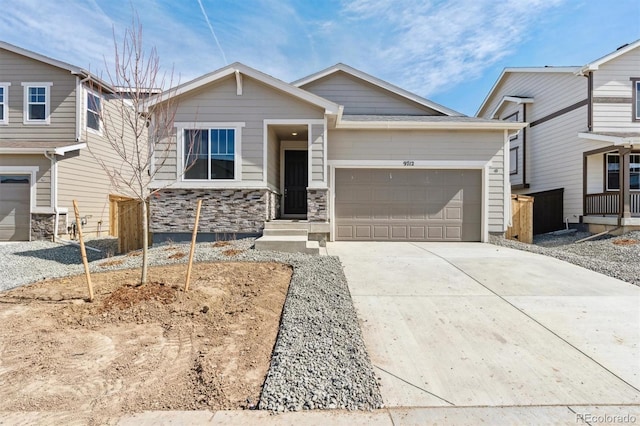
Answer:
[0, 166, 39, 241]
[328, 160, 490, 242]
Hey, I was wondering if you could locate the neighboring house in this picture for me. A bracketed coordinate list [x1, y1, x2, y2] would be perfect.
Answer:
[147, 63, 523, 244]
[477, 40, 640, 234]
[0, 41, 133, 241]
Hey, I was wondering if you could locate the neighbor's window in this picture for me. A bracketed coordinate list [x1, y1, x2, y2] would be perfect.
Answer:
[184, 128, 237, 180]
[634, 79, 640, 121]
[22, 83, 52, 124]
[0, 83, 8, 124]
[86, 91, 101, 132]
[509, 147, 518, 175]
[606, 153, 640, 190]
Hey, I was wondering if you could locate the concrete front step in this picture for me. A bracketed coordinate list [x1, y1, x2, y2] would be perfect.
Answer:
[263, 221, 311, 230]
[254, 235, 319, 255]
[262, 228, 308, 237]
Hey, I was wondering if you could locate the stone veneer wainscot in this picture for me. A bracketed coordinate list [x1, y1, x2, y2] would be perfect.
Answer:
[307, 189, 328, 222]
[150, 188, 278, 234]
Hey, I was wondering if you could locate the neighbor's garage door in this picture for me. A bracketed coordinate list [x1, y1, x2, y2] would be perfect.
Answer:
[335, 169, 482, 241]
[0, 175, 31, 241]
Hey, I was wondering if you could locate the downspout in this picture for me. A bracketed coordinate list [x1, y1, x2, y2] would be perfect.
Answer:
[587, 73, 593, 132]
[522, 104, 527, 187]
[43, 151, 59, 242]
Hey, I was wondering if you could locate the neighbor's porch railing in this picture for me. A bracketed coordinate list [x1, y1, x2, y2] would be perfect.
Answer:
[585, 192, 640, 216]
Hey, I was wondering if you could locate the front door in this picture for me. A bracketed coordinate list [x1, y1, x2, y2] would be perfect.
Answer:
[284, 150, 307, 215]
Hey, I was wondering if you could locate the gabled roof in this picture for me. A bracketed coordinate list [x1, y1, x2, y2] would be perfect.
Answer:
[292, 63, 463, 117]
[580, 39, 640, 73]
[144, 62, 341, 114]
[0, 40, 114, 93]
[476, 67, 580, 117]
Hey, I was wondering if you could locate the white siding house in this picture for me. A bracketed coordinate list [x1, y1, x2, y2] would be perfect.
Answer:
[477, 40, 640, 234]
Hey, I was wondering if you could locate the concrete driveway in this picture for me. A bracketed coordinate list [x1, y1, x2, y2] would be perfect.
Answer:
[326, 242, 640, 408]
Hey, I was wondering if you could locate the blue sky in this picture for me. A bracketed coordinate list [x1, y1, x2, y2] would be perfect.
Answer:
[1, 0, 638, 115]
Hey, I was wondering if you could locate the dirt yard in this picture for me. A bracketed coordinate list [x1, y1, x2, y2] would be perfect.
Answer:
[0, 260, 292, 423]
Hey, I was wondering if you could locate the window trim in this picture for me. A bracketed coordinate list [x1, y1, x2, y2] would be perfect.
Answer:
[509, 147, 518, 175]
[21, 82, 53, 125]
[176, 122, 244, 182]
[85, 89, 102, 134]
[0, 83, 10, 125]
[605, 152, 640, 191]
[632, 78, 640, 122]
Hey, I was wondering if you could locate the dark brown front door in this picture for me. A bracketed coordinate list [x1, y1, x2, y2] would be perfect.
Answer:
[284, 150, 307, 215]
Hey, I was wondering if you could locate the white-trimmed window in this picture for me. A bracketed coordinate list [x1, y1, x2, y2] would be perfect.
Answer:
[22, 82, 52, 124]
[633, 79, 640, 121]
[86, 90, 101, 132]
[182, 127, 242, 180]
[0, 83, 9, 124]
[509, 147, 518, 175]
[606, 153, 640, 191]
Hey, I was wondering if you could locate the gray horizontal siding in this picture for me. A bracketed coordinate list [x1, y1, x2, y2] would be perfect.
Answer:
[311, 124, 324, 182]
[0, 48, 77, 140]
[300, 71, 441, 116]
[159, 75, 324, 182]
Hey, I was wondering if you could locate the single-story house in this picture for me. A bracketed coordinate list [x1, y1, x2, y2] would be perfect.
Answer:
[146, 63, 525, 246]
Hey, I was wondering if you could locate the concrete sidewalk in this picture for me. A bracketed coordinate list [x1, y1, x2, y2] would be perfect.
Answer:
[326, 242, 640, 408]
[3, 405, 638, 425]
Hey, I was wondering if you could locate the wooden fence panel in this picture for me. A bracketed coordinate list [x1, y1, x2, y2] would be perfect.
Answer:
[506, 194, 534, 244]
[109, 194, 134, 237]
[118, 199, 146, 254]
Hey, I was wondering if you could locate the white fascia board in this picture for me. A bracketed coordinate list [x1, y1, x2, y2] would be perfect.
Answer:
[54, 143, 87, 155]
[293, 63, 463, 116]
[334, 120, 528, 131]
[0, 143, 87, 155]
[578, 132, 640, 146]
[580, 39, 640, 73]
[0, 41, 83, 74]
[0, 41, 113, 93]
[144, 63, 341, 114]
[489, 96, 535, 119]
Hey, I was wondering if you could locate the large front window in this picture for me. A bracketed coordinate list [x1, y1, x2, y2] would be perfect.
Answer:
[184, 128, 236, 180]
[606, 153, 640, 190]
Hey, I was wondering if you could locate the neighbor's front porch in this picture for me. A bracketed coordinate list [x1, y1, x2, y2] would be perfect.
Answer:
[583, 143, 640, 227]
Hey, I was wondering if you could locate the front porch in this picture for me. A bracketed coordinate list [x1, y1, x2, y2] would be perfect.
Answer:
[583, 143, 640, 228]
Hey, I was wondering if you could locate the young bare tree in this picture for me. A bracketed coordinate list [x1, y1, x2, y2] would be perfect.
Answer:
[88, 15, 180, 285]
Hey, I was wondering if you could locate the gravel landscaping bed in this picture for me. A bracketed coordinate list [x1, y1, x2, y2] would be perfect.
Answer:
[491, 230, 640, 286]
[0, 238, 383, 412]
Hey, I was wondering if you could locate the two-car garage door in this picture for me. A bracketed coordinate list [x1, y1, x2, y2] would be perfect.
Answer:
[335, 169, 482, 241]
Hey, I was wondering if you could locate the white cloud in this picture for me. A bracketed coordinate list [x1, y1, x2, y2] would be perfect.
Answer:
[334, 0, 567, 97]
[0, 0, 567, 102]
